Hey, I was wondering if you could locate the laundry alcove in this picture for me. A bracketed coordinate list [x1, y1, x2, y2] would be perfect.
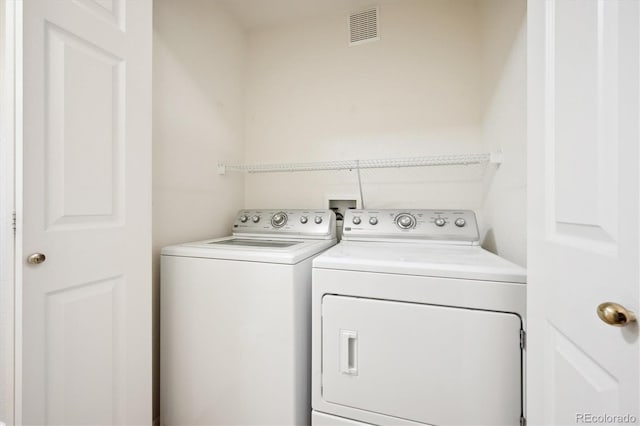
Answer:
[152, 0, 526, 421]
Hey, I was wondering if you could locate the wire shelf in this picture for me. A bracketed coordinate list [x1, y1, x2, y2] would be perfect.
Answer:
[217, 152, 502, 175]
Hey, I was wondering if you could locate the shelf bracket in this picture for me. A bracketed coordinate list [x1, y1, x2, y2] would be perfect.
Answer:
[490, 149, 504, 166]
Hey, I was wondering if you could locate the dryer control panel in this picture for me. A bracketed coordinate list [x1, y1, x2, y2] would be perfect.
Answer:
[233, 209, 336, 239]
[342, 209, 479, 244]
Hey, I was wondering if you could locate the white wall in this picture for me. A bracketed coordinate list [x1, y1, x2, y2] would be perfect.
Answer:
[152, 1, 245, 421]
[479, 0, 527, 266]
[243, 0, 487, 211]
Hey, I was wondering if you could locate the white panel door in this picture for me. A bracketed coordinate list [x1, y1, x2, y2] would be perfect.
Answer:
[528, 0, 639, 424]
[322, 295, 523, 426]
[20, 0, 151, 424]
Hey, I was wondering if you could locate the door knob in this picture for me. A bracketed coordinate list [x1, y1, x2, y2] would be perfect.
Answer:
[27, 253, 46, 265]
[597, 302, 636, 327]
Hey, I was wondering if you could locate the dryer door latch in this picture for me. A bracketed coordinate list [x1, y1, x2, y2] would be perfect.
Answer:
[340, 330, 358, 375]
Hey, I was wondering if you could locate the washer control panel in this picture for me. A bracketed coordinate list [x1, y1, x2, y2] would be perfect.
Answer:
[343, 209, 479, 243]
[233, 209, 336, 239]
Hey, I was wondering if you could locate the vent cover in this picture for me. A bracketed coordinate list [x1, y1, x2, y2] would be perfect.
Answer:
[349, 7, 379, 46]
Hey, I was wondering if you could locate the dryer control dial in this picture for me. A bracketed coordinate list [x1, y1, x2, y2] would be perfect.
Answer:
[395, 213, 416, 230]
[341, 209, 479, 243]
[271, 212, 288, 228]
[239, 215, 249, 223]
[314, 216, 323, 224]
[252, 215, 260, 223]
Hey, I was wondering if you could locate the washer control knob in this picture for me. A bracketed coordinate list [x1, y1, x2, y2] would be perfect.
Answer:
[300, 216, 308, 224]
[239, 215, 249, 223]
[314, 216, 323, 224]
[271, 212, 288, 228]
[396, 213, 416, 229]
[252, 215, 260, 223]
[352, 216, 362, 225]
[454, 218, 466, 227]
[435, 217, 446, 227]
[369, 217, 378, 225]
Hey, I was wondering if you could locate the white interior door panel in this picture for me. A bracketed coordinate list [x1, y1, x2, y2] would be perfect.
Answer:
[528, 0, 639, 423]
[20, 0, 151, 424]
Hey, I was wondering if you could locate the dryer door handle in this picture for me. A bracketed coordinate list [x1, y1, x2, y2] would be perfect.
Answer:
[340, 330, 358, 375]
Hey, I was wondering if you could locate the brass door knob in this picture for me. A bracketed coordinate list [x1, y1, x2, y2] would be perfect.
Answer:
[597, 302, 636, 327]
[27, 253, 46, 265]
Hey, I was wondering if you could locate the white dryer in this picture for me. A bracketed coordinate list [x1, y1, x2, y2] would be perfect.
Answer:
[311, 209, 526, 426]
[161, 209, 336, 426]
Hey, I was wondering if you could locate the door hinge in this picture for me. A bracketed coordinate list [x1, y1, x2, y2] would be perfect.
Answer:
[520, 415, 526, 426]
[520, 329, 526, 350]
[11, 211, 16, 236]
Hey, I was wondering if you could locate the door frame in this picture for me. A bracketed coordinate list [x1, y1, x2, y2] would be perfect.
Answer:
[0, 0, 21, 425]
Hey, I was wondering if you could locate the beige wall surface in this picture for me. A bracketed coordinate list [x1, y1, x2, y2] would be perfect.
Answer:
[241, 0, 526, 266]
[479, 0, 527, 266]
[243, 0, 486, 211]
[152, 0, 245, 421]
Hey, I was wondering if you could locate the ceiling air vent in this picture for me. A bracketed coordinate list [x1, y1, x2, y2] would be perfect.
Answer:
[349, 7, 380, 46]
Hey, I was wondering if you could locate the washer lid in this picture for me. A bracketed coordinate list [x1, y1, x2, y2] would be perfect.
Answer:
[206, 238, 302, 248]
[312, 241, 526, 283]
[161, 236, 337, 264]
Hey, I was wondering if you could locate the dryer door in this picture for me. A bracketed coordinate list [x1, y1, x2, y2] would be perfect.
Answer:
[321, 295, 522, 426]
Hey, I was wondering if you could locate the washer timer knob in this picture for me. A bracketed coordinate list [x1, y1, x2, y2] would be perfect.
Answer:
[271, 212, 287, 228]
[352, 217, 362, 225]
[369, 217, 378, 225]
[252, 215, 260, 223]
[435, 218, 446, 227]
[300, 216, 308, 224]
[395, 213, 416, 229]
[455, 218, 466, 227]
[239, 215, 249, 223]
[314, 216, 323, 224]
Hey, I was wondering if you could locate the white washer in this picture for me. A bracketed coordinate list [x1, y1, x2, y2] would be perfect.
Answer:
[161, 209, 336, 426]
[311, 209, 526, 426]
